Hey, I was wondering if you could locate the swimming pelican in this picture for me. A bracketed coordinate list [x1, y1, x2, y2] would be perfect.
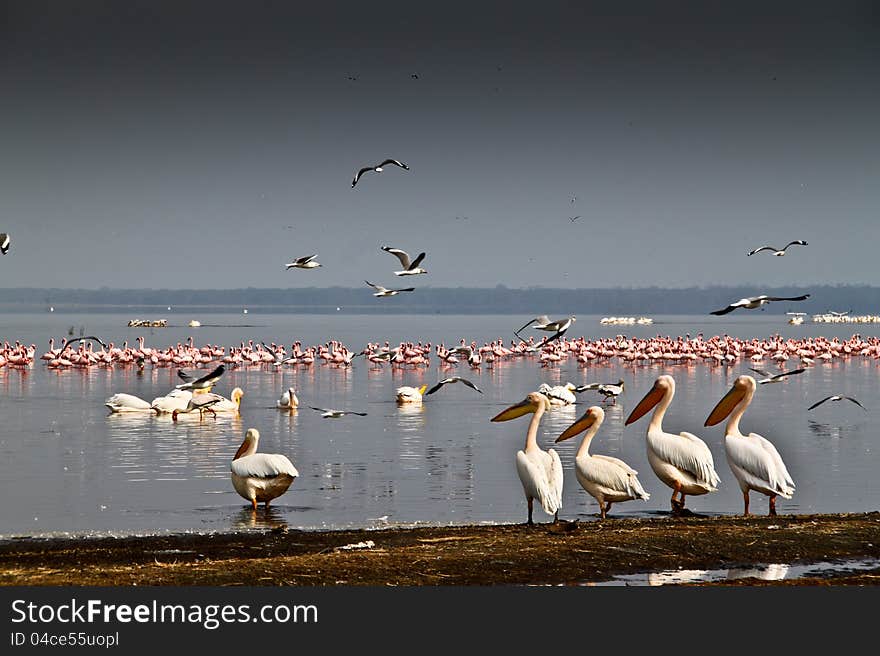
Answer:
[625, 375, 720, 513]
[537, 382, 577, 406]
[277, 387, 298, 411]
[104, 393, 153, 413]
[491, 392, 564, 525]
[151, 389, 193, 414]
[380, 246, 427, 276]
[285, 254, 322, 270]
[351, 158, 409, 188]
[704, 375, 795, 516]
[231, 428, 299, 510]
[747, 240, 808, 256]
[199, 387, 244, 412]
[710, 294, 810, 315]
[556, 405, 650, 519]
[396, 384, 428, 405]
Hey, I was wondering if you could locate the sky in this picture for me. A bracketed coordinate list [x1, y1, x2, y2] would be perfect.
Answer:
[1, 1, 877, 289]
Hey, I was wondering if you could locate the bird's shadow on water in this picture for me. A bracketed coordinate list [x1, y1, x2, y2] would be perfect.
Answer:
[807, 419, 865, 439]
[230, 505, 316, 531]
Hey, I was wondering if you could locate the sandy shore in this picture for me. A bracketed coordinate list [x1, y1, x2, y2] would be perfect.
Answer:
[2, 512, 879, 586]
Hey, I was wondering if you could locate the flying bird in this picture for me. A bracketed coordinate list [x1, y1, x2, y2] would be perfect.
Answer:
[175, 363, 226, 391]
[0, 233, 9, 255]
[747, 240, 808, 256]
[309, 406, 368, 418]
[60, 335, 108, 349]
[710, 294, 810, 315]
[748, 367, 806, 385]
[364, 280, 416, 297]
[515, 315, 576, 336]
[351, 158, 409, 188]
[807, 395, 867, 412]
[426, 377, 483, 395]
[569, 216, 580, 223]
[380, 246, 427, 276]
[286, 254, 322, 270]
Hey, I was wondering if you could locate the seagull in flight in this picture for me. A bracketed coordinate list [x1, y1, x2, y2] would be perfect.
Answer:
[380, 246, 427, 276]
[515, 315, 576, 337]
[0, 233, 9, 255]
[807, 395, 867, 412]
[365, 281, 416, 297]
[60, 335, 108, 349]
[747, 240, 808, 256]
[309, 407, 368, 418]
[286, 254, 322, 270]
[175, 364, 226, 391]
[749, 367, 806, 385]
[569, 215, 580, 223]
[425, 377, 483, 395]
[710, 294, 810, 315]
[351, 158, 409, 188]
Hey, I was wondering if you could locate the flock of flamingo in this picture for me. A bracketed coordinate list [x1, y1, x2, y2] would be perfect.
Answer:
[0, 324, 875, 519]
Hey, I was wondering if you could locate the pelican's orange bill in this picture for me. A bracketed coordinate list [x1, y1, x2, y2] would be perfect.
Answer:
[556, 412, 596, 442]
[490, 399, 533, 422]
[624, 384, 664, 426]
[705, 385, 745, 427]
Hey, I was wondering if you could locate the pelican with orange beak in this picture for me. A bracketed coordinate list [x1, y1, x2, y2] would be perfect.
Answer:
[230, 428, 299, 511]
[556, 406, 650, 519]
[491, 392, 564, 525]
[625, 375, 720, 513]
[704, 375, 795, 516]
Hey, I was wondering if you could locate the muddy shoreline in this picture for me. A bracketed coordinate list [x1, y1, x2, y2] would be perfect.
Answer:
[2, 512, 879, 586]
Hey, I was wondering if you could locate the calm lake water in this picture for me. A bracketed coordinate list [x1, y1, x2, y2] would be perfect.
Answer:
[0, 312, 877, 538]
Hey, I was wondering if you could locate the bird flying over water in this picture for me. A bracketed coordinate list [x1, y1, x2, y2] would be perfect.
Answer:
[309, 407, 368, 418]
[380, 246, 427, 276]
[569, 216, 580, 223]
[175, 364, 226, 391]
[711, 294, 810, 315]
[286, 254, 322, 270]
[807, 395, 867, 412]
[749, 367, 806, 385]
[515, 315, 576, 336]
[426, 377, 483, 395]
[351, 159, 409, 188]
[0, 233, 9, 255]
[365, 281, 416, 297]
[747, 240, 808, 256]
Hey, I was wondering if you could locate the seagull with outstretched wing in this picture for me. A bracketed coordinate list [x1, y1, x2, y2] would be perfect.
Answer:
[749, 367, 806, 384]
[352, 158, 409, 188]
[711, 294, 810, 315]
[286, 254, 321, 270]
[175, 363, 226, 391]
[425, 377, 483, 395]
[309, 406, 368, 418]
[365, 280, 416, 297]
[747, 240, 808, 256]
[807, 395, 867, 412]
[380, 246, 427, 276]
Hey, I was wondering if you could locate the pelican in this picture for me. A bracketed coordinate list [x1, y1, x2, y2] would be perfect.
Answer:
[807, 395, 867, 412]
[175, 364, 226, 392]
[231, 428, 299, 510]
[351, 158, 409, 188]
[0, 232, 9, 255]
[285, 254, 322, 270]
[537, 382, 577, 406]
[104, 393, 153, 413]
[556, 406, 650, 519]
[710, 294, 810, 315]
[625, 375, 720, 513]
[704, 375, 795, 516]
[365, 280, 416, 297]
[491, 392, 564, 525]
[425, 377, 483, 395]
[747, 240, 808, 256]
[151, 389, 193, 414]
[277, 387, 298, 411]
[198, 387, 244, 412]
[309, 406, 368, 418]
[380, 246, 427, 276]
[396, 384, 428, 405]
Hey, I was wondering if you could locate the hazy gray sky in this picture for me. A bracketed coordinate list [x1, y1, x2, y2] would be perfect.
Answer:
[1, 1, 877, 289]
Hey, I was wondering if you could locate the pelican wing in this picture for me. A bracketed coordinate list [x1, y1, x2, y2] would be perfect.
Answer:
[727, 433, 795, 496]
[651, 431, 719, 487]
[547, 448, 564, 511]
[516, 450, 561, 515]
[231, 453, 299, 479]
[581, 455, 650, 499]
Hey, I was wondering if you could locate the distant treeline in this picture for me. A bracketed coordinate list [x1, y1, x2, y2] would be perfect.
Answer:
[0, 285, 875, 315]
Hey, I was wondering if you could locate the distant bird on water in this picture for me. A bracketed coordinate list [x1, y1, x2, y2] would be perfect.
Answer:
[351, 158, 409, 188]
[380, 246, 427, 276]
[807, 395, 867, 412]
[0, 233, 9, 255]
[710, 294, 810, 315]
[426, 377, 483, 395]
[365, 281, 416, 297]
[747, 240, 808, 257]
[286, 254, 322, 270]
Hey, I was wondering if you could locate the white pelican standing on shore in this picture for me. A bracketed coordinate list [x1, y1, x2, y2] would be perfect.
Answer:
[231, 428, 299, 510]
[625, 375, 720, 513]
[491, 392, 564, 525]
[556, 406, 650, 519]
[704, 375, 795, 516]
